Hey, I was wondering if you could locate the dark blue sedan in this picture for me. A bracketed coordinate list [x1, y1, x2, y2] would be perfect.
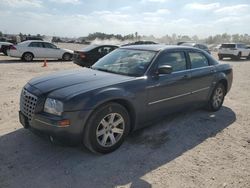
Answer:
[19, 45, 233, 154]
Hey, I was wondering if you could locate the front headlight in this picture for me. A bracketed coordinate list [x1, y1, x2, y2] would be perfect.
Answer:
[44, 98, 63, 116]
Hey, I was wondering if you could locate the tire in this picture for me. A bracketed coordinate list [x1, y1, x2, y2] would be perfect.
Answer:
[247, 53, 250, 60]
[218, 55, 223, 60]
[207, 83, 225, 112]
[62, 53, 72, 61]
[235, 52, 241, 60]
[83, 102, 130, 154]
[2, 49, 7, 56]
[22, 52, 34, 62]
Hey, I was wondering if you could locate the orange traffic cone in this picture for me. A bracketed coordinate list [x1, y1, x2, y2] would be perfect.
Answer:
[42, 59, 47, 67]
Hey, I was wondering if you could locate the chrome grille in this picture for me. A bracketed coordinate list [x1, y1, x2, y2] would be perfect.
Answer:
[20, 89, 38, 120]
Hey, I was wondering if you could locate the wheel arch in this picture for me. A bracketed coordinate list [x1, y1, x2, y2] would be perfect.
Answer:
[22, 51, 34, 58]
[218, 79, 228, 94]
[84, 98, 137, 134]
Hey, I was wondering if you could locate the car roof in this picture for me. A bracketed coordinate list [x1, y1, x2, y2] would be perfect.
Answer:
[78, 44, 118, 52]
[120, 44, 198, 52]
[18, 40, 49, 45]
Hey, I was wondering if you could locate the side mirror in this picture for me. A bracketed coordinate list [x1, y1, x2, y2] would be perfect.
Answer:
[157, 65, 173, 74]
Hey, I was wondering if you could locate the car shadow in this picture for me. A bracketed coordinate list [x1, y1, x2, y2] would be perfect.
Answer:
[0, 107, 236, 188]
[219, 58, 249, 62]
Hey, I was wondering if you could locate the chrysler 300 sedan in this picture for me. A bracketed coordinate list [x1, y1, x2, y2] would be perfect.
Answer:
[19, 45, 233, 154]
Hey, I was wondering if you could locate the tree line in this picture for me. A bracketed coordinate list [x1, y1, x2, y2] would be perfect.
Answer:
[1, 31, 250, 44]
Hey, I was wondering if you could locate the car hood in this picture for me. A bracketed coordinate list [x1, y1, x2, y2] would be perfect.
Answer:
[28, 68, 134, 98]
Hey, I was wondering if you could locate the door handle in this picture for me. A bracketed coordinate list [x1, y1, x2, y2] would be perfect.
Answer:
[182, 74, 190, 79]
[210, 69, 216, 73]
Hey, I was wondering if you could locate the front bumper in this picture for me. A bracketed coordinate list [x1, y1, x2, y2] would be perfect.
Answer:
[19, 109, 92, 143]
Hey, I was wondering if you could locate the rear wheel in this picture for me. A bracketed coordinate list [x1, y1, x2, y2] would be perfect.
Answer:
[83, 103, 130, 154]
[218, 55, 223, 60]
[2, 49, 8, 56]
[22, 52, 34, 62]
[207, 83, 225, 111]
[62, 53, 72, 61]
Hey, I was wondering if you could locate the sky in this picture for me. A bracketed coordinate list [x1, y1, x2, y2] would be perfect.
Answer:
[0, 0, 250, 38]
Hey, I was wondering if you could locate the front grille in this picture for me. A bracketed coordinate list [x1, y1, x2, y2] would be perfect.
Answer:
[20, 89, 38, 121]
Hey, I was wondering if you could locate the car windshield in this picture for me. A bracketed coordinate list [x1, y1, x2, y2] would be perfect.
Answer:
[92, 49, 156, 77]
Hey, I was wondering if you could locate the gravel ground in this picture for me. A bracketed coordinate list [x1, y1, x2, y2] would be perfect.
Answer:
[0, 52, 249, 188]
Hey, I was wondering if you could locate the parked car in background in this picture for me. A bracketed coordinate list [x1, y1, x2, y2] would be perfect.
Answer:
[19, 45, 233, 154]
[218, 43, 250, 60]
[177, 41, 193, 45]
[7, 40, 73, 61]
[0, 41, 13, 55]
[122, 41, 158, 46]
[179, 42, 210, 54]
[73, 44, 118, 67]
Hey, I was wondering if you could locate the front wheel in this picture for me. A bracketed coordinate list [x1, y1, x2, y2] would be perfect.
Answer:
[207, 83, 225, 111]
[62, 53, 72, 61]
[83, 103, 130, 154]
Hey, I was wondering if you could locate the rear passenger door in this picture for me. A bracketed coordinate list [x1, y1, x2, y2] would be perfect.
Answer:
[188, 51, 216, 102]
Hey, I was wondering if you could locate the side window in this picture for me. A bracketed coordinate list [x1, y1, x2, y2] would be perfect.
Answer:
[237, 44, 246, 49]
[157, 52, 187, 72]
[43, 43, 57, 49]
[98, 47, 112, 55]
[28, 42, 43, 48]
[189, 52, 209, 69]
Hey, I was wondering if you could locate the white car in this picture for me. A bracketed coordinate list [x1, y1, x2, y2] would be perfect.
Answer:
[7, 40, 73, 61]
[218, 43, 250, 60]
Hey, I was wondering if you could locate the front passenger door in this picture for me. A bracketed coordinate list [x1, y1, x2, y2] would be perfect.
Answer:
[146, 51, 193, 120]
[42, 43, 61, 58]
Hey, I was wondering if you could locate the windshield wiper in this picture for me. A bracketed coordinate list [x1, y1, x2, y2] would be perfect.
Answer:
[92, 67, 114, 73]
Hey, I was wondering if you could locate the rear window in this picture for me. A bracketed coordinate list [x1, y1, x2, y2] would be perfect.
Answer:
[221, 44, 236, 48]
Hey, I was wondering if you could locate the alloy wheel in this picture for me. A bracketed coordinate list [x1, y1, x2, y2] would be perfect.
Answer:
[212, 87, 224, 108]
[96, 113, 125, 147]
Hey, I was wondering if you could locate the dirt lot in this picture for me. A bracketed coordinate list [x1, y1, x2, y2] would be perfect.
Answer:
[0, 51, 250, 188]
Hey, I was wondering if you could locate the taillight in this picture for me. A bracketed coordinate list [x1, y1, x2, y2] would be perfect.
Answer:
[79, 52, 86, 59]
[10, 45, 16, 50]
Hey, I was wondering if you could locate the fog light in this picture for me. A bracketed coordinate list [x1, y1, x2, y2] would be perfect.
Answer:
[58, 119, 70, 127]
